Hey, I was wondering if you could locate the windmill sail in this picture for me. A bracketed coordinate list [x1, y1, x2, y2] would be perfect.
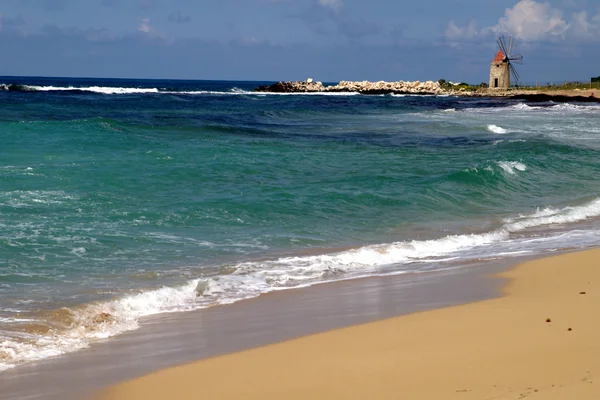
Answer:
[496, 35, 523, 86]
[509, 54, 524, 64]
[509, 63, 520, 83]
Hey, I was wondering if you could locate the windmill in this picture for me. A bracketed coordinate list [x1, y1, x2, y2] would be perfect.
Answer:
[489, 36, 523, 89]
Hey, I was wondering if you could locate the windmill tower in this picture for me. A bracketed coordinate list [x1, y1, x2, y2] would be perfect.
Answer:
[489, 36, 523, 89]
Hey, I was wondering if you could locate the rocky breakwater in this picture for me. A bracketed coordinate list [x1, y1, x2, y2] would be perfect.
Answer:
[254, 79, 446, 95]
[254, 79, 327, 93]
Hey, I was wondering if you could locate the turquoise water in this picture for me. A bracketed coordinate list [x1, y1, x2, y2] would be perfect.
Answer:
[2, 77, 600, 369]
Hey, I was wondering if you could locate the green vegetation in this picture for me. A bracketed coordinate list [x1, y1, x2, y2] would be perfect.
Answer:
[439, 78, 600, 92]
[438, 79, 485, 92]
[509, 81, 600, 91]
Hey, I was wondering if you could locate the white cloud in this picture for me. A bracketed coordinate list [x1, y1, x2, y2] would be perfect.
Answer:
[318, 0, 342, 12]
[444, 0, 600, 42]
[445, 20, 478, 40]
[85, 28, 116, 42]
[570, 10, 600, 37]
[492, 0, 569, 40]
[136, 17, 171, 43]
[234, 36, 262, 46]
[570, 11, 592, 35]
[138, 18, 152, 34]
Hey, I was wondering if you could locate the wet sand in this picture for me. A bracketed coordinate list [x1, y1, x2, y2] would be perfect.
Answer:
[97, 249, 600, 400]
[0, 261, 506, 400]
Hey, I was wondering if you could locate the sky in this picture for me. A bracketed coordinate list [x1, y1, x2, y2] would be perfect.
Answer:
[0, 0, 599, 83]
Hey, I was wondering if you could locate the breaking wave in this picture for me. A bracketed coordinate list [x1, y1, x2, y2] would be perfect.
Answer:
[487, 124, 508, 134]
[0, 84, 361, 96]
[497, 161, 527, 175]
[3, 196, 600, 371]
[0, 84, 160, 94]
[465, 102, 600, 115]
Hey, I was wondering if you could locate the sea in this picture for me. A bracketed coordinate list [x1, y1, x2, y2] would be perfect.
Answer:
[2, 76, 600, 372]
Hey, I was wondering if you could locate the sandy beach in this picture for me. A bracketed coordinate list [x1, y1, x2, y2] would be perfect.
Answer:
[96, 249, 600, 400]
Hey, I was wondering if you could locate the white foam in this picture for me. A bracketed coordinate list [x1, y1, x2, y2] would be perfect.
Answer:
[165, 90, 361, 97]
[0, 280, 203, 370]
[466, 102, 600, 116]
[505, 198, 600, 232]
[511, 103, 538, 111]
[263, 91, 360, 97]
[487, 124, 508, 134]
[497, 161, 527, 175]
[464, 103, 540, 114]
[550, 103, 600, 112]
[70, 247, 87, 256]
[27, 85, 160, 94]
[0, 228, 513, 369]
[173, 90, 249, 95]
[5, 197, 600, 370]
[0, 317, 37, 323]
[1, 190, 77, 208]
[0, 334, 87, 372]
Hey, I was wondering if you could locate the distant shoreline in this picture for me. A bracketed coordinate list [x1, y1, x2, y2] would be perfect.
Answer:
[255, 80, 600, 102]
[485, 90, 600, 103]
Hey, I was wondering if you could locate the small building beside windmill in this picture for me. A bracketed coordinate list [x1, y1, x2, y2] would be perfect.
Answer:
[489, 50, 510, 89]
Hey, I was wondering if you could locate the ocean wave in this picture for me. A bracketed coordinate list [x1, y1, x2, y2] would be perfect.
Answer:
[0, 83, 362, 96]
[171, 90, 252, 95]
[549, 103, 600, 112]
[0, 281, 200, 371]
[452, 160, 528, 183]
[511, 103, 539, 111]
[504, 198, 600, 232]
[33, 86, 159, 94]
[0, 84, 36, 92]
[0, 84, 161, 94]
[466, 102, 600, 115]
[164, 90, 361, 96]
[256, 91, 361, 97]
[497, 161, 527, 175]
[4, 196, 600, 371]
[0, 190, 78, 208]
[487, 124, 508, 134]
[464, 103, 540, 113]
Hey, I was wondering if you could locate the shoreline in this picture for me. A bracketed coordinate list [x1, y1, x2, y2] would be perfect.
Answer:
[254, 79, 600, 102]
[96, 249, 600, 399]
[1, 257, 512, 400]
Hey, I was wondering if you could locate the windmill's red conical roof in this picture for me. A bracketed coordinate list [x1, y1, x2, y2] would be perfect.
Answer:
[493, 50, 505, 63]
